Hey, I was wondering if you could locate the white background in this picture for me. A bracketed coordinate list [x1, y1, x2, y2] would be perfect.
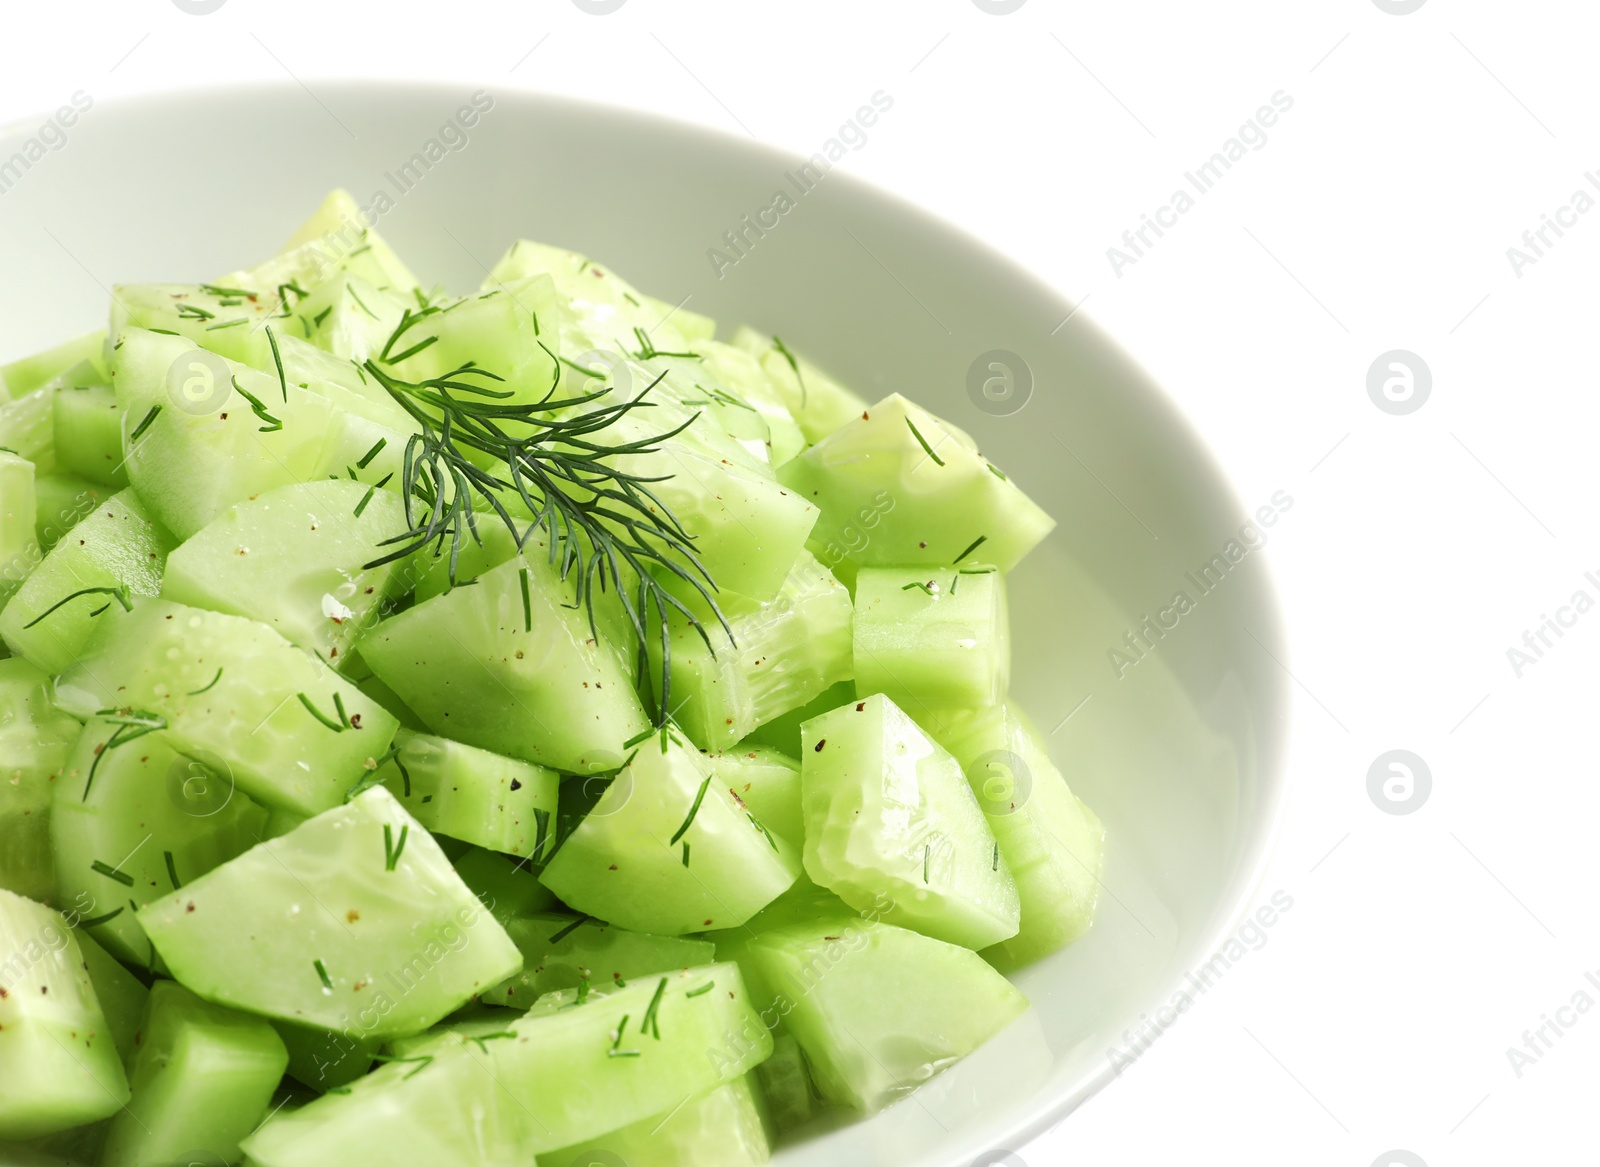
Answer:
[3, 2, 1595, 1164]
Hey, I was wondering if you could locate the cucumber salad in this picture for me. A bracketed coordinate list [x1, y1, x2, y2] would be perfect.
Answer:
[0, 191, 1105, 1167]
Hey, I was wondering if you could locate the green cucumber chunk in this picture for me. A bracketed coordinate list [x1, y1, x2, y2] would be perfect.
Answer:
[648, 548, 853, 751]
[0, 388, 57, 475]
[800, 693, 1019, 950]
[729, 326, 868, 445]
[369, 729, 560, 859]
[360, 553, 649, 775]
[240, 962, 771, 1165]
[1, 330, 107, 400]
[0, 451, 39, 581]
[110, 283, 283, 369]
[55, 599, 400, 818]
[922, 702, 1106, 968]
[756, 1033, 818, 1133]
[853, 563, 1010, 712]
[0, 888, 131, 1140]
[706, 746, 804, 846]
[695, 338, 806, 467]
[137, 788, 519, 1041]
[0, 488, 173, 676]
[280, 271, 406, 362]
[99, 980, 288, 1167]
[737, 912, 1028, 1113]
[244, 187, 421, 297]
[72, 931, 148, 1068]
[271, 1021, 381, 1093]
[51, 380, 126, 487]
[480, 912, 715, 1009]
[50, 717, 267, 969]
[736, 680, 853, 757]
[32, 473, 106, 554]
[541, 1074, 772, 1167]
[777, 393, 1054, 574]
[0, 659, 81, 901]
[386, 276, 562, 407]
[540, 737, 801, 935]
[452, 845, 560, 925]
[161, 479, 411, 669]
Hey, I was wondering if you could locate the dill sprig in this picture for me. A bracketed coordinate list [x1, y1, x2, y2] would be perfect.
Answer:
[669, 776, 713, 846]
[90, 860, 134, 887]
[383, 823, 409, 871]
[357, 346, 732, 723]
[22, 585, 132, 629]
[83, 709, 167, 800]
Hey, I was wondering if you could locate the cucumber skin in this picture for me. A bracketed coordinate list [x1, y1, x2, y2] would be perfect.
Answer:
[0, 888, 131, 1140]
[241, 963, 773, 1164]
[921, 703, 1107, 968]
[479, 913, 715, 1009]
[541, 1074, 772, 1167]
[137, 788, 523, 1042]
[539, 737, 801, 936]
[0, 659, 81, 902]
[0, 488, 173, 677]
[800, 694, 1021, 951]
[374, 729, 560, 859]
[99, 980, 288, 1167]
[451, 846, 560, 926]
[271, 1020, 380, 1093]
[737, 912, 1028, 1114]
[756, 1033, 818, 1133]
[651, 549, 854, 751]
[55, 599, 400, 818]
[360, 554, 650, 776]
[852, 563, 1010, 712]
[777, 393, 1055, 574]
[51, 383, 126, 488]
[50, 717, 268, 970]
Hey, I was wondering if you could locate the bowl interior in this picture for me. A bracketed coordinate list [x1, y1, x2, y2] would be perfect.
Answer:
[0, 83, 1290, 1166]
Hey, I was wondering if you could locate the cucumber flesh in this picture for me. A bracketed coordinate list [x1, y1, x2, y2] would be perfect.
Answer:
[479, 913, 715, 1009]
[694, 339, 806, 468]
[648, 548, 853, 751]
[260, 188, 421, 296]
[706, 747, 804, 846]
[110, 283, 283, 369]
[539, 737, 801, 935]
[50, 716, 267, 969]
[1, 330, 107, 400]
[51, 380, 126, 488]
[0, 388, 57, 475]
[542, 1074, 771, 1167]
[98, 979, 288, 1167]
[735, 912, 1028, 1113]
[735, 680, 852, 757]
[360, 553, 650, 776]
[240, 962, 771, 1165]
[370, 729, 561, 859]
[386, 277, 562, 408]
[777, 393, 1054, 574]
[800, 693, 1020, 951]
[72, 931, 148, 1068]
[136, 787, 522, 1041]
[32, 474, 107, 554]
[160, 479, 412, 669]
[0, 888, 131, 1140]
[852, 563, 1009, 713]
[0, 659, 82, 901]
[729, 326, 868, 445]
[55, 599, 401, 818]
[281, 271, 406, 362]
[0, 488, 173, 676]
[0, 451, 39, 582]
[921, 703, 1106, 968]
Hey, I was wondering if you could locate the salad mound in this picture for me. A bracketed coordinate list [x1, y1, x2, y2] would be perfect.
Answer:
[0, 190, 1105, 1166]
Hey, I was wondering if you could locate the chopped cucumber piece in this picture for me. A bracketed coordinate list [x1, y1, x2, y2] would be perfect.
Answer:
[72, 931, 148, 1067]
[0, 888, 131, 1139]
[0, 488, 173, 676]
[730, 326, 868, 445]
[240, 963, 770, 1165]
[540, 737, 801, 935]
[777, 393, 1054, 573]
[706, 747, 804, 846]
[360, 553, 650, 776]
[1, 330, 107, 400]
[0, 659, 81, 901]
[0, 388, 57, 474]
[99, 980, 288, 1167]
[648, 548, 853, 751]
[923, 703, 1106, 967]
[387, 276, 562, 407]
[264, 188, 421, 296]
[279, 270, 406, 362]
[32, 473, 106, 554]
[694, 338, 806, 467]
[451, 845, 559, 925]
[137, 787, 521, 1041]
[368, 729, 560, 859]
[272, 1021, 380, 1093]
[735, 911, 1027, 1113]
[542, 1074, 771, 1167]
[56, 600, 400, 818]
[161, 479, 411, 668]
[110, 283, 282, 368]
[755, 1033, 817, 1133]
[736, 680, 853, 757]
[800, 693, 1019, 951]
[50, 716, 267, 969]
[853, 563, 1009, 712]
[51, 380, 126, 487]
[480, 912, 714, 1009]
[0, 450, 38, 582]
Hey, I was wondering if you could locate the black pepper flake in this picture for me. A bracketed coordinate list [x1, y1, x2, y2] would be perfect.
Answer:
[814, 739, 826, 752]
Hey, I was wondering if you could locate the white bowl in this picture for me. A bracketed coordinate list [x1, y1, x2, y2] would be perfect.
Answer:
[0, 83, 1291, 1166]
